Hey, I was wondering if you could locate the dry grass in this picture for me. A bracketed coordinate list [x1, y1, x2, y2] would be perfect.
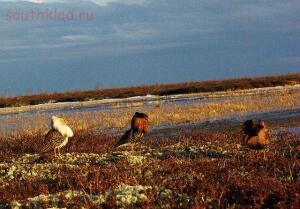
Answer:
[0, 84, 299, 208]
[1, 75, 300, 208]
[1, 86, 299, 140]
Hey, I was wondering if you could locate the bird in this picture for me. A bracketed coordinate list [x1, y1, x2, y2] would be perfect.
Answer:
[115, 112, 149, 147]
[131, 112, 149, 138]
[51, 116, 74, 138]
[242, 120, 269, 149]
[115, 129, 135, 147]
[42, 116, 74, 156]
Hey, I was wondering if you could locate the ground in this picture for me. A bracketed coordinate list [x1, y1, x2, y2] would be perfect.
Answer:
[0, 85, 299, 208]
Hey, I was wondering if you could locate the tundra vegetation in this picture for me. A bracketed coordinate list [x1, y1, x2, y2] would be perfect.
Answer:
[0, 80, 299, 208]
[0, 127, 299, 208]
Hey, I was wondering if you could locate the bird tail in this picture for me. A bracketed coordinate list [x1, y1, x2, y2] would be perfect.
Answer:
[115, 129, 133, 147]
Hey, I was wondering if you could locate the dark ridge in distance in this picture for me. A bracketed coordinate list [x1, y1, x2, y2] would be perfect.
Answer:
[0, 73, 299, 108]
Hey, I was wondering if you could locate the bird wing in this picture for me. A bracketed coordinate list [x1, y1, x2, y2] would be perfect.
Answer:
[243, 120, 263, 136]
[41, 129, 64, 152]
[115, 129, 133, 147]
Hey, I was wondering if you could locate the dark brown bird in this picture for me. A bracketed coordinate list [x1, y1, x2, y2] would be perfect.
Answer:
[242, 120, 269, 149]
[115, 112, 149, 147]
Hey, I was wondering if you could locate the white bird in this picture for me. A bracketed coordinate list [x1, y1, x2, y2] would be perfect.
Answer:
[42, 116, 74, 156]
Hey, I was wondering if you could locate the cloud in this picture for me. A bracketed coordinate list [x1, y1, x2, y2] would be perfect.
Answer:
[90, 0, 145, 6]
[0, 0, 146, 6]
[1, 0, 299, 61]
[61, 34, 96, 41]
[0, 0, 299, 95]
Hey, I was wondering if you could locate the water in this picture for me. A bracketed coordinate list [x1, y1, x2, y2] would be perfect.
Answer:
[0, 85, 299, 137]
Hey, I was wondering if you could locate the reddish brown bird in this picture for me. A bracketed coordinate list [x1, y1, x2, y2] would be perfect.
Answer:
[115, 112, 149, 147]
[131, 112, 149, 138]
[242, 120, 269, 149]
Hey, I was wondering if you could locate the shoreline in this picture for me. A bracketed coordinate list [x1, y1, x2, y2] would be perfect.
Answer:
[1, 84, 300, 116]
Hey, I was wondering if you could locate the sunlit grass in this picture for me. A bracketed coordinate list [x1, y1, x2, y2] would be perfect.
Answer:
[1, 86, 299, 139]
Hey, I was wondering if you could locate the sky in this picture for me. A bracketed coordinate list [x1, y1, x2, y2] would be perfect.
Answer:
[0, 0, 299, 96]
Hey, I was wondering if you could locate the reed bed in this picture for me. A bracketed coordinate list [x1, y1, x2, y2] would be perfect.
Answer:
[0, 87, 299, 140]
